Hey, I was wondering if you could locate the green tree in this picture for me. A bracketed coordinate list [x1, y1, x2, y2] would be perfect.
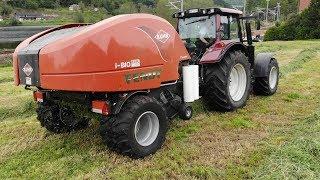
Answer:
[103, 0, 124, 15]
[246, 0, 298, 19]
[74, 12, 85, 23]
[38, 0, 57, 8]
[265, 0, 320, 40]
[92, 0, 104, 7]
[25, 0, 39, 9]
[0, 3, 13, 17]
[60, 0, 80, 7]
[118, 1, 139, 14]
[79, 1, 86, 11]
[184, 0, 214, 9]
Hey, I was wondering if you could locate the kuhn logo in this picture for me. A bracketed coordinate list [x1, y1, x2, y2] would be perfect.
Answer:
[154, 30, 170, 43]
[22, 63, 33, 76]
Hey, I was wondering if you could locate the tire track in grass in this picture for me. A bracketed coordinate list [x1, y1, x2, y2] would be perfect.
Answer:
[253, 110, 320, 179]
[77, 43, 320, 178]
[223, 54, 320, 179]
[280, 48, 319, 77]
[97, 48, 320, 178]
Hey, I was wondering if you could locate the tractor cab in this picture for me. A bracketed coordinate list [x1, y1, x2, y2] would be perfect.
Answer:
[173, 8, 253, 63]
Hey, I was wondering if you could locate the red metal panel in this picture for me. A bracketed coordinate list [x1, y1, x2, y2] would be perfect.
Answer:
[199, 40, 235, 64]
[15, 14, 190, 92]
[299, 0, 311, 12]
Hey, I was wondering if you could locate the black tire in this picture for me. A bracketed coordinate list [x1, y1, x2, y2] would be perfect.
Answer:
[203, 51, 251, 111]
[253, 59, 279, 96]
[179, 104, 193, 120]
[36, 102, 89, 133]
[100, 95, 168, 159]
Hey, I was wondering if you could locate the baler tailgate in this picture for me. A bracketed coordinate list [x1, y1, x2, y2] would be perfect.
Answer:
[17, 26, 88, 86]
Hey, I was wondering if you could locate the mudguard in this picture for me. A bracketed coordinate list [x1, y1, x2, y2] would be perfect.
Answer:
[112, 91, 149, 114]
[199, 40, 247, 64]
[254, 53, 274, 77]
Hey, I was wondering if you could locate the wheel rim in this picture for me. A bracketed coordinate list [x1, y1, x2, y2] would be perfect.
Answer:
[269, 66, 278, 89]
[229, 63, 247, 102]
[186, 108, 192, 117]
[134, 111, 159, 147]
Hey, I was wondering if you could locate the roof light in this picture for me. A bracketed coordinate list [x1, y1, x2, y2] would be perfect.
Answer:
[202, 10, 206, 14]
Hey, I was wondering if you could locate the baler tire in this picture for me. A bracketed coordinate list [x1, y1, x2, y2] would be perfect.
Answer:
[100, 95, 168, 159]
[253, 59, 279, 96]
[203, 51, 251, 111]
[36, 103, 89, 133]
[179, 104, 193, 120]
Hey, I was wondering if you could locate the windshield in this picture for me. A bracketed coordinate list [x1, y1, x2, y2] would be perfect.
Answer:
[178, 16, 216, 40]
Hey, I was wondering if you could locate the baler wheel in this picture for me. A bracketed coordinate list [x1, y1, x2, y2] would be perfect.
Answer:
[253, 59, 279, 95]
[179, 104, 193, 120]
[203, 51, 251, 111]
[100, 95, 168, 158]
[36, 103, 89, 133]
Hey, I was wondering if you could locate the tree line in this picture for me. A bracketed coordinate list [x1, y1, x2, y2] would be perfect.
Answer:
[246, 0, 299, 18]
[265, 0, 319, 41]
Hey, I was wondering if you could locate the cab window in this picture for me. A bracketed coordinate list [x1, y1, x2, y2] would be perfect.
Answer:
[220, 16, 229, 40]
[220, 16, 240, 41]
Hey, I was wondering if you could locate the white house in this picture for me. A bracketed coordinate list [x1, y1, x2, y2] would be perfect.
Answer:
[69, 4, 80, 11]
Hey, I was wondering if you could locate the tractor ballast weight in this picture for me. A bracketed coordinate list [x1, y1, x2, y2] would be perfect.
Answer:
[13, 8, 279, 159]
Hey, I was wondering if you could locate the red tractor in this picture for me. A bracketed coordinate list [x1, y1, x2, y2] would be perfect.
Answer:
[13, 8, 279, 158]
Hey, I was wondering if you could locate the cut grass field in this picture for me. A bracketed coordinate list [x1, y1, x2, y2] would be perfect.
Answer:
[0, 40, 319, 179]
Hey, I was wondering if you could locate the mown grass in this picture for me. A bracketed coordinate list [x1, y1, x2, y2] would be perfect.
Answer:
[0, 66, 13, 83]
[0, 40, 319, 179]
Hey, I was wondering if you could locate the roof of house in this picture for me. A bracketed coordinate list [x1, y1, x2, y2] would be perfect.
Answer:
[299, 0, 311, 11]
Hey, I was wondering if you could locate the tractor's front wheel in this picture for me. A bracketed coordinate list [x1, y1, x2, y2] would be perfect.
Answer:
[36, 102, 90, 133]
[100, 95, 168, 158]
[203, 51, 251, 111]
[253, 59, 279, 95]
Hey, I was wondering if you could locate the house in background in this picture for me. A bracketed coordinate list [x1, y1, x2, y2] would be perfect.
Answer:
[299, 0, 311, 12]
[69, 4, 80, 11]
[14, 13, 44, 21]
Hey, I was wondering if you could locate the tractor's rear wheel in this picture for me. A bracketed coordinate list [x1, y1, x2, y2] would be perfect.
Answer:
[100, 95, 168, 158]
[253, 59, 279, 95]
[203, 51, 251, 111]
[36, 102, 90, 133]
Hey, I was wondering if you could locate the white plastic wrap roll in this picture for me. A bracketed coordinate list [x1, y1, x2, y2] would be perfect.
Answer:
[183, 65, 199, 103]
[193, 65, 200, 100]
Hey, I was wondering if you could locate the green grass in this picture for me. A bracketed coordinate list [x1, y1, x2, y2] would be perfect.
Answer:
[0, 66, 13, 83]
[0, 40, 319, 179]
